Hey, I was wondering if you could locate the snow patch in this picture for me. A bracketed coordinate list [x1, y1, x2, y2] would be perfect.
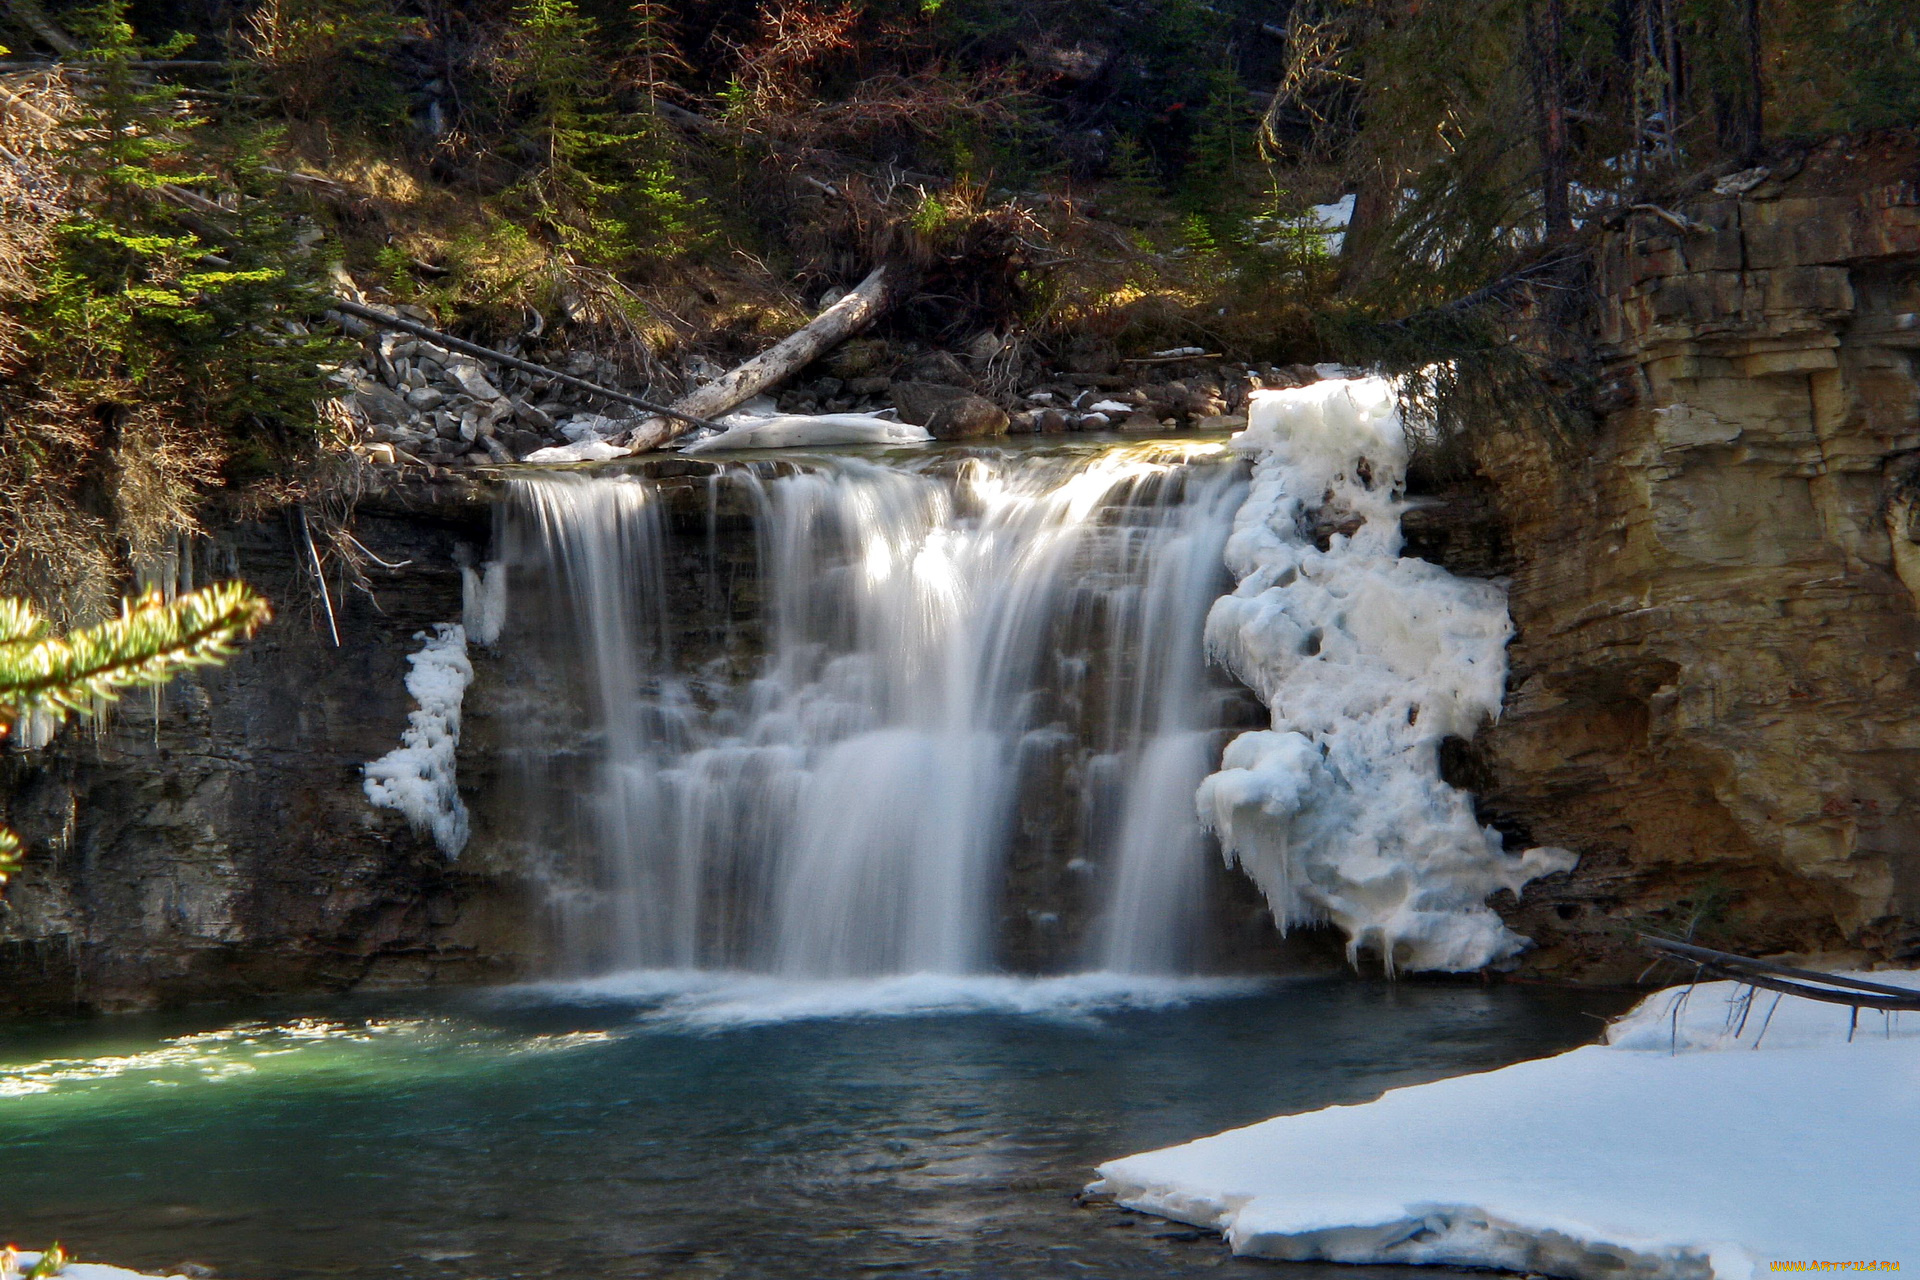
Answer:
[507, 969, 1271, 1029]
[362, 623, 472, 856]
[1605, 971, 1920, 1052]
[1198, 378, 1574, 972]
[1091, 974, 1920, 1279]
[12, 1255, 180, 1280]
[679, 412, 932, 454]
[523, 437, 628, 464]
[1309, 193, 1356, 254]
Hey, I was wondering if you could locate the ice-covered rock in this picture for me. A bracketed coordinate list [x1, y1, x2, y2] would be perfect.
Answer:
[1198, 378, 1574, 972]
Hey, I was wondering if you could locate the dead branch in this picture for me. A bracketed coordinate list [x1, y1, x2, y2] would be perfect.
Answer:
[619, 264, 891, 452]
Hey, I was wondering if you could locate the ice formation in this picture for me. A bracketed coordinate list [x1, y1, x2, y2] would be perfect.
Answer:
[362, 622, 473, 857]
[1197, 377, 1574, 972]
[461, 559, 507, 646]
[679, 412, 931, 453]
[1091, 974, 1920, 1279]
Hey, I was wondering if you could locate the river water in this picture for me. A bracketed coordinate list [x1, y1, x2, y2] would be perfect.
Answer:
[0, 975, 1629, 1278]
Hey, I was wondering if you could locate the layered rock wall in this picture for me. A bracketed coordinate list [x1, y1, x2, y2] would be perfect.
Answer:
[0, 485, 534, 1012]
[1477, 138, 1920, 978]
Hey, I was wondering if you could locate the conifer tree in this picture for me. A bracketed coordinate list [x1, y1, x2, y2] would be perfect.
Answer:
[0, 583, 270, 885]
[501, 0, 632, 258]
[34, 0, 344, 453]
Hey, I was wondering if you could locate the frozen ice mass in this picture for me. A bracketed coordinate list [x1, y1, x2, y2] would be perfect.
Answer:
[1200, 378, 1575, 971]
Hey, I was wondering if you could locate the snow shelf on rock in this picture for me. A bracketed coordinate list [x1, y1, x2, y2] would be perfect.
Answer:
[1091, 975, 1920, 1280]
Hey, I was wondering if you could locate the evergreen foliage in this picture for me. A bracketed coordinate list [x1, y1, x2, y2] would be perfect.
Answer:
[0, 581, 270, 885]
[30, 0, 346, 454]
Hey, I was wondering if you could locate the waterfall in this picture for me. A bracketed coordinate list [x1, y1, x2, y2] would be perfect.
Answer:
[495, 442, 1246, 978]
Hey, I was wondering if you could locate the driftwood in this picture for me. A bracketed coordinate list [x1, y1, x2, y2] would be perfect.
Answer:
[1640, 934, 1920, 1013]
[619, 265, 892, 452]
[326, 299, 721, 433]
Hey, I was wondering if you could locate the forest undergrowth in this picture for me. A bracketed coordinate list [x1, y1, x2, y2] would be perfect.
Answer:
[0, 0, 1915, 620]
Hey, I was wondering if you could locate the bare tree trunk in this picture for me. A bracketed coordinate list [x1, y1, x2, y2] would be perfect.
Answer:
[1334, 166, 1395, 294]
[620, 265, 892, 452]
[1526, 0, 1573, 238]
[1741, 0, 1764, 156]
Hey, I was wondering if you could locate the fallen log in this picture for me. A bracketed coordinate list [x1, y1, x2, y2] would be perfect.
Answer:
[618, 265, 892, 452]
[326, 298, 721, 433]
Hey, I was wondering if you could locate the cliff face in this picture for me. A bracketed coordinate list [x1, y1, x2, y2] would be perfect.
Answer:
[1476, 137, 1920, 979]
[0, 485, 535, 1013]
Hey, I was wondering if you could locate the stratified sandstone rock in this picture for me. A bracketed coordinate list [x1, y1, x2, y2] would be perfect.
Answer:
[1475, 136, 1920, 979]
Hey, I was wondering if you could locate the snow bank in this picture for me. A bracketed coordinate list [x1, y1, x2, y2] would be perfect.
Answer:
[680, 412, 931, 453]
[1198, 378, 1574, 972]
[1092, 976, 1920, 1279]
[1605, 971, 1920, 1052]
[362, 622, 472, 856]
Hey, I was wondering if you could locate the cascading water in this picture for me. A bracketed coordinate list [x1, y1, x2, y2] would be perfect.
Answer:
[493, 441, 1247, 979]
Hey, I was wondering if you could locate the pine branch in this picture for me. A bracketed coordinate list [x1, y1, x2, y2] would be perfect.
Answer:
[0, 581, 271, 741]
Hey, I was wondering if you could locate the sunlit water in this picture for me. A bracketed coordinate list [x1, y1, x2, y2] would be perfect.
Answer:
[0, 976, 1630, 1278]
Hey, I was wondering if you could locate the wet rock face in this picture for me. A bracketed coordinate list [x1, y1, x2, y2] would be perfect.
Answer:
[1464, 141, 1920, 980]
[0, 483, 537, 1014]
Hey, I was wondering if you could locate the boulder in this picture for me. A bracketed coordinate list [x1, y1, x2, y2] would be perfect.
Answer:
[445, 361, 503, 401]
[925, 394, 1010, 440]
[1035, 408, 1070, 434]
[350, 385, 413, 428]
[889, 379, 972, 425]
[964, 331, 1005, 363]
[513, 400, 556, 432]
